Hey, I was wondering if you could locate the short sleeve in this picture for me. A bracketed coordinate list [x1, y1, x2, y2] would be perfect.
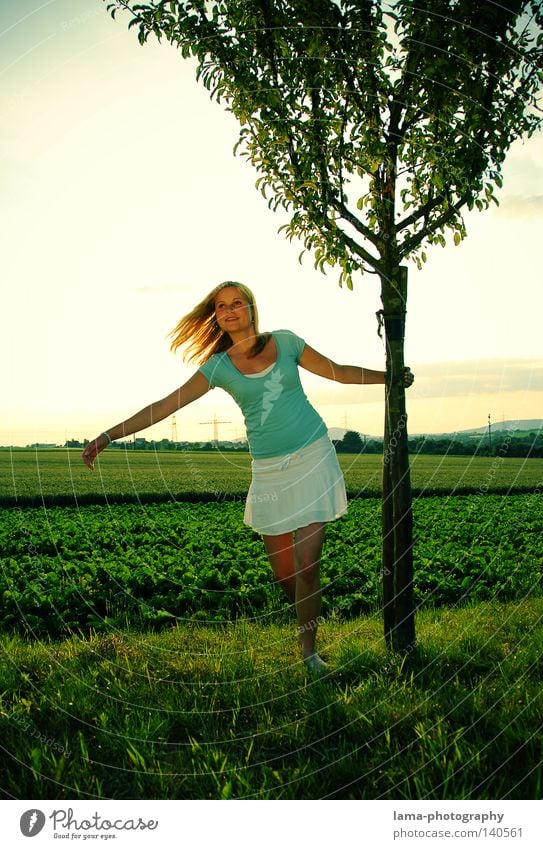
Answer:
[276, 329, 306, 362]
[198, 356, 220, 389]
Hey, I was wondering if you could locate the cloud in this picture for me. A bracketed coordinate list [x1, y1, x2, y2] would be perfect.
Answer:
[497, 194, 543, 218]
[408, 358, 543, 397]
[305, 358, 543, 405]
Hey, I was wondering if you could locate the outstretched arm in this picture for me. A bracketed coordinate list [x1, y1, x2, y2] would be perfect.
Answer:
[299, 344, 414, 387]
[82, 371, 210, 470]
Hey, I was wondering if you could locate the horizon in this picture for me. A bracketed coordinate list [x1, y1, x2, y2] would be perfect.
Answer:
[3, 417, 542, 450]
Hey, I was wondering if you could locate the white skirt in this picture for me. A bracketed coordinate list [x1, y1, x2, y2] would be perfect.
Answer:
[244, 434, 348, 535]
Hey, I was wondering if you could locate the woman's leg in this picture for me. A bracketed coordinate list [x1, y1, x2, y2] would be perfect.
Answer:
[293, 522, 326, 658]
[263, 522, 328, 671]
[262, 531, 296, 603]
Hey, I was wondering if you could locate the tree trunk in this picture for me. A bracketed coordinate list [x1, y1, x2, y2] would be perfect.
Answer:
[381, 265, 416, 652]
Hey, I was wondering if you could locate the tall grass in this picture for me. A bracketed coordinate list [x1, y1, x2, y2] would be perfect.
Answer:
[1, 600, 542, 799]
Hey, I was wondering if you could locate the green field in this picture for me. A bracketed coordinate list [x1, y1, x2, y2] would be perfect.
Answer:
[1, 449, 542, 799]
[2, 448, 542, 505]
[2, 448, 542, 637]
[2, 493, 542, 637]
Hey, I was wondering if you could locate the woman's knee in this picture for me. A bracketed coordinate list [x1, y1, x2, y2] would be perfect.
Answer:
[294, 523, 325, 584]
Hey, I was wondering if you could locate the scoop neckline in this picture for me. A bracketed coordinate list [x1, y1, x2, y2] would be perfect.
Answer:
[225, 331, 279, 378]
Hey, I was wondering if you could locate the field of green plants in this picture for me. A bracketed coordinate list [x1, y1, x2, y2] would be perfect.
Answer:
[1, 449, 542, 639]
[2, 448, 542, 506]
[1, 449, 542, 799]
[1, 492, 541, 637]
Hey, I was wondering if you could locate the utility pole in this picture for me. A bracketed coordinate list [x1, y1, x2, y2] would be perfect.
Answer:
[199, 414, 231, 445]
[488, 414, 492, 457]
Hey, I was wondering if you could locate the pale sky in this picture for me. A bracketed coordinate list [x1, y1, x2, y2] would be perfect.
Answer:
[1, 0, 542, 446]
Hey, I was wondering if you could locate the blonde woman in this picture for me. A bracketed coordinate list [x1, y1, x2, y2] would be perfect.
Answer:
[83, 281, 414, 674]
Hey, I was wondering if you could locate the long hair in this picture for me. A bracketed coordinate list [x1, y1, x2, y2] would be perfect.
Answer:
[169, 282, 268, 364]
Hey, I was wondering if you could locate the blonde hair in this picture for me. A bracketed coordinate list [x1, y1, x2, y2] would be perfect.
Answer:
[169, 282, 268, 364]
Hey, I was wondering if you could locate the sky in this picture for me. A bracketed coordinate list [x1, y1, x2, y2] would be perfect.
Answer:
[1, 0, 542, 446]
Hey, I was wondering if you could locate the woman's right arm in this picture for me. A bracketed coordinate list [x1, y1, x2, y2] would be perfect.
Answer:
[82, 371, 210, 470]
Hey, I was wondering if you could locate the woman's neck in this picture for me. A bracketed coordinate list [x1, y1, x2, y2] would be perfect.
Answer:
[227, 328, 258, 354]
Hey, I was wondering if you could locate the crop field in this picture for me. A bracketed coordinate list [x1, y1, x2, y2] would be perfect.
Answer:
[1, 449, 542, 638]
[2, 493, 542, 638]
[2, 448, 543, 506]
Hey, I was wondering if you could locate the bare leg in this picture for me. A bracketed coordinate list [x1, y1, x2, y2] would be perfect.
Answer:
[294, 522, 326, 659]
[262, 531, 296, 603]
[263, 523, 329, 673]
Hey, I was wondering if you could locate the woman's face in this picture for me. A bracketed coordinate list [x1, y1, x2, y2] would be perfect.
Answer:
[214, 286, 253, 334]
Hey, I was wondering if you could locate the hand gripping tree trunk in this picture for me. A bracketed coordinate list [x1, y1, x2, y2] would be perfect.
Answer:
[381, 265, 415, 652]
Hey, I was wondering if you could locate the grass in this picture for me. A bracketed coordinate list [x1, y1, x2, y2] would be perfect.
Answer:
[1, 448, 542, 506]
[1, 599, 542, 799]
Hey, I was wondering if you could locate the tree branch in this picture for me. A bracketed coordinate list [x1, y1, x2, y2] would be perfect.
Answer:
[399, 191, 472, 257]
[331, 198, 381, 247]
[395, 192, 445, 233]
[322, 219, 382, 272]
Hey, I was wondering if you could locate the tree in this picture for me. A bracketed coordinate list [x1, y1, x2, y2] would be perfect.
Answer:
[64, 439, 83, 449]
[337, 430, 365, 453]
[104, 0, 543, 651]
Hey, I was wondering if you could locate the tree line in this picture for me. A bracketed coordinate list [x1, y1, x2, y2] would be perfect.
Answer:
[60, 432, 543, 458]
[333, 430, 543, 458]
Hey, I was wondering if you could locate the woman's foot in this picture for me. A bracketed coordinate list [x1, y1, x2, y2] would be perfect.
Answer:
[303, 652, 330, 676]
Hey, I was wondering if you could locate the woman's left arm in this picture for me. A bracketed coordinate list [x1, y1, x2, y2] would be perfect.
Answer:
[299, 344, 414, 387]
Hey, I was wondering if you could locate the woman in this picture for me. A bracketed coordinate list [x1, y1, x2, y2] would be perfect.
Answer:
[83, 281, 414, 674]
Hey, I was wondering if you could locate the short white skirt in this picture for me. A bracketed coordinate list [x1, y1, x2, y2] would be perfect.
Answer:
[244, 434, 348, 535]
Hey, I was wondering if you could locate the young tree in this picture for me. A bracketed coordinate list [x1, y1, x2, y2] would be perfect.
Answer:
[104, 0, 543, 651]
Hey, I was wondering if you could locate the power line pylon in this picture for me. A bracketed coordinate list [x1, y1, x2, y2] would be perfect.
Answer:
[199, 414, 231, 444]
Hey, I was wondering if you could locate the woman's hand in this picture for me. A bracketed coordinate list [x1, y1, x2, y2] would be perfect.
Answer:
[404, 367, 415, 388]
[82, 433, 110, 471]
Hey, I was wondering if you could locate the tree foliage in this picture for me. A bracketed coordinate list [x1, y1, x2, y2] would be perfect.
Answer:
[106, 0, 542, 286]
[336, 430, 365, 453]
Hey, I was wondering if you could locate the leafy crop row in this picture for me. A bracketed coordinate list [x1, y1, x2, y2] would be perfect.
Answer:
[1, 494, 541, 637]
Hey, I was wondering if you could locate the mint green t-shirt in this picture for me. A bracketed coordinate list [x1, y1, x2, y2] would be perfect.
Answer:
[198, 329, 327, 458]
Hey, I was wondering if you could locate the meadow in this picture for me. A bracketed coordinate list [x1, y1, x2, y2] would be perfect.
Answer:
[0, 449, 542, 799]
[1, 447, 542, 506]
[1, 601, 542, 799]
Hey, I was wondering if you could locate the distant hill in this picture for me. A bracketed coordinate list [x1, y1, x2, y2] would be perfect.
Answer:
[454, 419, 542, 435]
[425, 420, 543, 439]
[329, 420, 543, 442]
